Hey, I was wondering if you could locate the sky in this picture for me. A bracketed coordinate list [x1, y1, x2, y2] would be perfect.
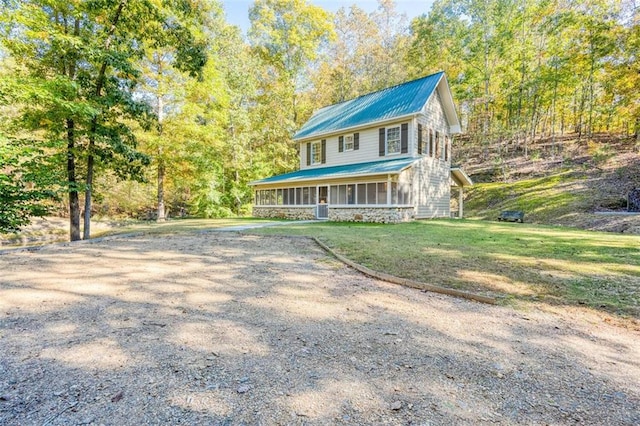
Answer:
[220, 0, 435, 34]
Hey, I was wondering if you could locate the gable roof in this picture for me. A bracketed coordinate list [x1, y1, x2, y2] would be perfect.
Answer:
[294, 71, 460, 140]
[249, 157, 418, 186]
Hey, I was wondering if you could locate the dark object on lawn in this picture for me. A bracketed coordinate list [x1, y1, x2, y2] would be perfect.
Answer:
[629, 189, 640, 212]
[498, 210, 524, 223]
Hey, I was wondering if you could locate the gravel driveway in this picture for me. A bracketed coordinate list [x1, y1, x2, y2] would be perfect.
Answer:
[1, 233, 638, 425]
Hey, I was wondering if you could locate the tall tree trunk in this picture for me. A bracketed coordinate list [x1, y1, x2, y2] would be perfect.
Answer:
[157, 156, 166, 222]
[482, 28, 490, 161]
[67, 118, 81, 241]
[83, 152, 94, 239]
[83, 1, 126, 238]
[586, 37, 596, 141]
[550, 62, 558, 158]
[156, 73, 166, 222]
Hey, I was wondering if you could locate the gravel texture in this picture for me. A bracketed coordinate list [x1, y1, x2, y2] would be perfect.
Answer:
[0, 233, 638, 425]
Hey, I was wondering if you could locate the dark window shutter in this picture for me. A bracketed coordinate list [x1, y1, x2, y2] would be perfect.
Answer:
[429, 129, 434, 157]
[417, 124, 423, 154]
[306, 142, 311, 166]
[354, 133, 359, 150]
[379, 128, 386, 156]
[401, 123, 408, 154]
[338, 136, 344, 152]
[321, 139, 326, 164]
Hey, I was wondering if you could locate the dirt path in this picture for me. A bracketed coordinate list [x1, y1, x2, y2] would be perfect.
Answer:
[1, 233, 638, 425]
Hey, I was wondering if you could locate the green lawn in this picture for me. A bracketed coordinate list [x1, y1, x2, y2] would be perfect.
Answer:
[250, 219, 640, 318]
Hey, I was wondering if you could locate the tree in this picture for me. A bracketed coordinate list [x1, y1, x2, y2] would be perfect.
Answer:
[249, 0, 334, 173]
[407, 0, 630, 164]
[0, 0, 209, 240]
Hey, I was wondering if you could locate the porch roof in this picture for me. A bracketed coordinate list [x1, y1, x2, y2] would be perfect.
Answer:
[451, 167, 474, 187]
[249, 157, 417, 186]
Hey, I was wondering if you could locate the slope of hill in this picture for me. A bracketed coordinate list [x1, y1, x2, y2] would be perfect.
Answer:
[457, 134, 640, 233]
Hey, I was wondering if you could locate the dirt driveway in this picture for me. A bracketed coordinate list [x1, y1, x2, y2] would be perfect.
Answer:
[0, 233, 638, 425]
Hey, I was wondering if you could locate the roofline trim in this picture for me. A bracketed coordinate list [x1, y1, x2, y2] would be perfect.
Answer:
[249, 162, 416, 186]
[293, 112, 418, 142]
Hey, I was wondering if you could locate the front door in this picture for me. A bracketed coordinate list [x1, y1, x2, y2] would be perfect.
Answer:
[316, 186, 328, 219]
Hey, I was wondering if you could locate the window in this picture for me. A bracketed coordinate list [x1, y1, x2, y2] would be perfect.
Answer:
[367, 183, 377, 204]
[421, 126, 428, 156]
[310, 142, 320, 165]
[386, 126, 400, 154]
[391, 182, 398, 204]
[357, 184, 366, 204]
[330, 185, 338, 204]
[344, 135, 354, 151]
[435, 131, 441, 159]
[311, 142, 321, 165]
[347, 184, 356, 204]
[303, 187, 309, 204]
[398, 183, 411, 205]
[307, 140, 325, 165]
[338, 185, 347, 204]
[444, 136, 450, 161]
[429, 129, 434, 157]
[296, 188, 302, 205]
[377, 182, 387, 205]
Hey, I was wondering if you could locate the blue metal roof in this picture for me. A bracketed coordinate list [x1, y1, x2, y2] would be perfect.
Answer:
[250, 157, 418, 186]
[294, 72, 444, 140]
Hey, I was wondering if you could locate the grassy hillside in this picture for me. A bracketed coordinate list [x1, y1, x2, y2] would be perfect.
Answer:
[458, 134, 640, 233]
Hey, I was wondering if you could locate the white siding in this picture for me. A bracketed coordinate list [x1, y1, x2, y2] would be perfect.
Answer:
[412, 156, 451, 218]
[299, 121, 414, 170]
[413, 90, 451, 161]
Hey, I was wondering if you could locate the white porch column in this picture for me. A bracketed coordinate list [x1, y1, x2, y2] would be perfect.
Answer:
[458, 186, 464, 218]
[387, 175, 392, 204]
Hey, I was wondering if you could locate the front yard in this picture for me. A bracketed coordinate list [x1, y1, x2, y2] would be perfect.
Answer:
[251, 219, 640, 322]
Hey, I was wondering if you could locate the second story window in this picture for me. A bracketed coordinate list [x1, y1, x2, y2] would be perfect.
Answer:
[386, 126, 400, 154]
[444, 136, 450, 161]
[311, 141, 321, 165]
[339, 133, 359, 152]
[420, 125, 428, 155]
[344, 135, 354, 151]
[306, 139, 326, 166]
[429, 129, 434, 157]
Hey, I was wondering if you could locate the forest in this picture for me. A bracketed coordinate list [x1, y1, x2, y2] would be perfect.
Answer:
[1, 0, 638, 240]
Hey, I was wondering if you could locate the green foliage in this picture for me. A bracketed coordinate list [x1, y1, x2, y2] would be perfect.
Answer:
[408, 0, 638, 151]
[0, 0, 212, 237]
[0, 137, 58, 233]
[0, 173, 50, 233]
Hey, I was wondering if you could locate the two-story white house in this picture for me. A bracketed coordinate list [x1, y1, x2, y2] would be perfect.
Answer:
[250, 71, 473, 223]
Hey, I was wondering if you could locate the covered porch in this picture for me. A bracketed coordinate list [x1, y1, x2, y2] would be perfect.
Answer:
[250, 158, 416, 223]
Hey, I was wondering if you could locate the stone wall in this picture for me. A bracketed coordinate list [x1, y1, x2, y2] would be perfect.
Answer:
[329, 207, 415, 223]
[253, 206, 415, 223]
[252, 206, 316, 220]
